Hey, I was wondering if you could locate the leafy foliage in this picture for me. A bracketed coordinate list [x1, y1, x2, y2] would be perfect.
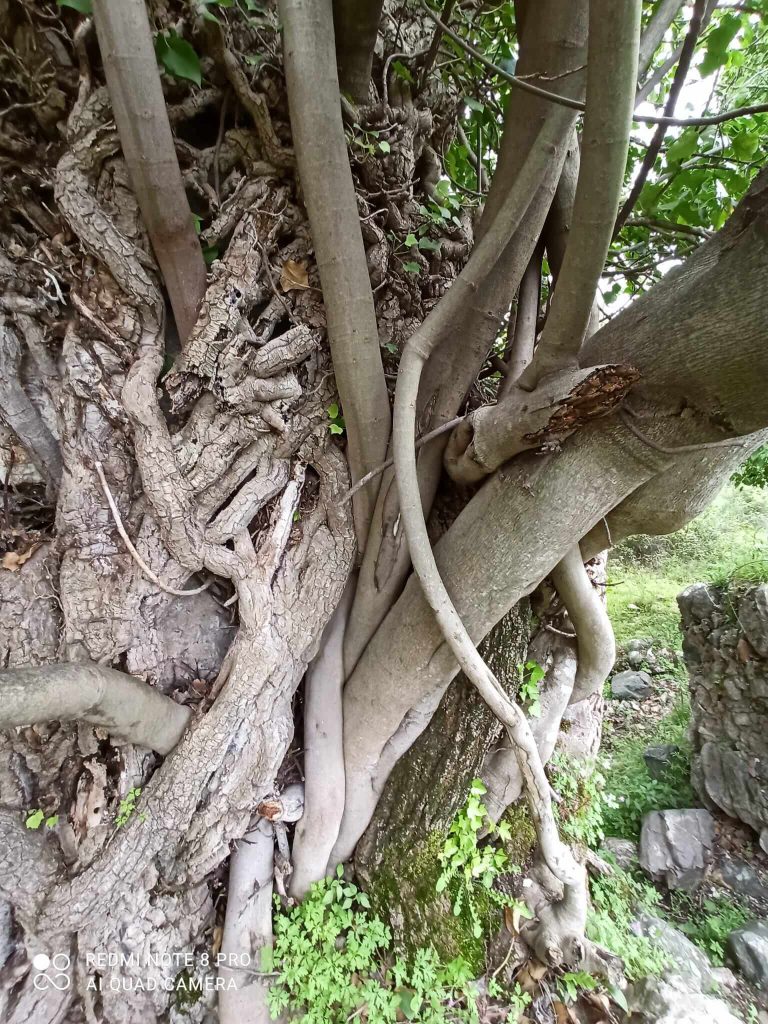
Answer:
[436, 780, 527, 939]
[115, 787, 144, 828]
[269, 868, 530, 1023]
[517, 660, 544, 718]
[733, 446, 768, 490]
[25, 809, 58, 830]
[587, 864, 667, 981]
[548, 754, 609, 848]
[670, 892, 750, 965]
[155, 30, 202, 87]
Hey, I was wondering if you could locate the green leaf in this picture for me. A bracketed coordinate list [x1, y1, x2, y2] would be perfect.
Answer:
[730, 130, 759, 160]
[202, 245, 219, 265]
[329, 423, 344, 435]
[327, 403, 340, 419]
[418, 237, 440, 251]
[391, 60, 414, 84]
[192, 214, 203, 235]
[45, 815, 59, 828]
[404, 233, 418, 247]
[25, 809, 44, 830]
[403, 261, 420, 274]
[666, 129, 699, 165]
[378, 140, 391, 154]
[57, 0, 93, 11]
[155, 31, 202, 87]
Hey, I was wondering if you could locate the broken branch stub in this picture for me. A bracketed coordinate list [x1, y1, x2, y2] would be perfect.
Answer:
[444, 364, 639, 485]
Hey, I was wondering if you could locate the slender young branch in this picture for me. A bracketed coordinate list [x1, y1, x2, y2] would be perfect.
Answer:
[500, 245, 540, 393]
[519, 0, 642, 387]
[0, 664, 191, 754]
[615, 0, 708, 235]
[280, 0, 391, 550]
[638, 0, 685, 79]
[342, 415, 465, 503]
[95, 461, 211, 598]
[93, 0, 206, 341]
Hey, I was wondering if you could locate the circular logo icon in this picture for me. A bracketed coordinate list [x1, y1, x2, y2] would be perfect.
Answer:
[33, 952, 71, 991]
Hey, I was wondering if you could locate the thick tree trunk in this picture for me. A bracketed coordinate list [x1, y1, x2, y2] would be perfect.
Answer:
[354, 602, 531, 965]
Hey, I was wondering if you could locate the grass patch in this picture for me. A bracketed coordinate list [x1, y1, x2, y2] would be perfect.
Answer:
[587, 864, 667, 980]
[608, 483, 768, 649]
[669, 891, 751, 966]
[602, 682, 694, 840]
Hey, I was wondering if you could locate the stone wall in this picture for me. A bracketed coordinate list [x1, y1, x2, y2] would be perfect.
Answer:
[678, 582, 768, 846]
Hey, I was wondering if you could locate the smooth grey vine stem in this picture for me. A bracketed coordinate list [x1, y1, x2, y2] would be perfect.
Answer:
[0, 664, 191, 754]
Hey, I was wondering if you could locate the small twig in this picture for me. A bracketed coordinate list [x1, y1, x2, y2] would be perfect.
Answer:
[618, 408, 747, 455]
[213, 89, 230, 203]
[544, 623, 577, 639]
[257, 241, 299, 326]
[94, 461, 210, 597]
[342, 415, 465, 504]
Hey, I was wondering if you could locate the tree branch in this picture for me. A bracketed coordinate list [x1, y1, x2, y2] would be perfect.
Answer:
[518, 0, 642, 387]
[332, 0, 384, 103]
[615, 0, 708, 235]
[279, 0, 391, 550]
[93, 0, 206, 342]
[0, 664, 191, 754]
[638, 0, 685, 80]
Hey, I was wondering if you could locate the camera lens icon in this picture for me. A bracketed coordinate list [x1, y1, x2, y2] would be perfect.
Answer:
[32, 952, 71, 991]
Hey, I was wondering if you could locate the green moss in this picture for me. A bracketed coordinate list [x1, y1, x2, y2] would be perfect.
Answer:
[500, 802, 536, 868]
[366, 831, 488, 973]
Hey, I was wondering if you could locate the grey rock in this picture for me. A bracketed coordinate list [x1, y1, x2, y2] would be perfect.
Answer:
[639, 809, 714, 890]
[719, 856, 768, 905]
[628, 975, 741, 1024]
[727, 919, 768, 990]
[628, 649, 645, 669]
[739, 585, 768, 659]
[627, 638, 651, 653]
[633, 912, 718, 992]
[602, 836, 639, 870]
[611, 670, 653, 701]
[681, 582, 768, 836]
[644, 744, 681, 780]
[678, 583, 721, 628]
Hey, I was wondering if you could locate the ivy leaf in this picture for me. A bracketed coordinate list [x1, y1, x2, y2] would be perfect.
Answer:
[378, 140, 391, 154]
[155, 31, 202, 87]
[327, 403, 340, 420]
[202, 245, 219, 265]
[404, 233, 418, 247]
[25, 809, 44, 830]
[57, 0, 93, 11]
[329, 423, 344, 435]
[418, 237, 440, 251]
[403, 261, 421, 274]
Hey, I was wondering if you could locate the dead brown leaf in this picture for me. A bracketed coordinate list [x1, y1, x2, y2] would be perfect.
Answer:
[2, 543, 39, 571]
[553, 1001, 576, 1024]
[280, 259, 310, 292]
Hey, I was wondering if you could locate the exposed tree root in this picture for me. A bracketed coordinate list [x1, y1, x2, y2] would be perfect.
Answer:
[0, 664, 191, 754]
[290, 581, 353, 899]
[550, 545, 615, 705]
